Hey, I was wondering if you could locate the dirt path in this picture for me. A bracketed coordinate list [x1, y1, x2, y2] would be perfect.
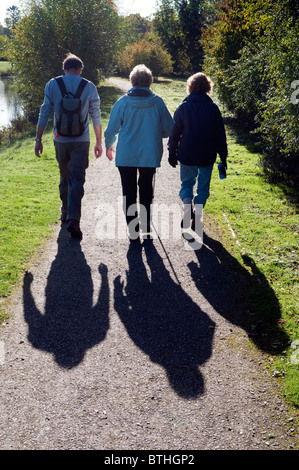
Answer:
[0, 78, 297, 451]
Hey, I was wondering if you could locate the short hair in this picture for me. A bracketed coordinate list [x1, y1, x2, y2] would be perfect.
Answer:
[63, 53, 84, 71]
[129, 64, 153, 88]
[186, 72, 213, 95]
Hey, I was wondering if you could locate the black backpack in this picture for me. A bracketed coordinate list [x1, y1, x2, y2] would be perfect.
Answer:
[55, 77, 88, 137]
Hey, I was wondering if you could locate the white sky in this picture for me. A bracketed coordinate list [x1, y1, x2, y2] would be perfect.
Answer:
[0, 0, 159, 26]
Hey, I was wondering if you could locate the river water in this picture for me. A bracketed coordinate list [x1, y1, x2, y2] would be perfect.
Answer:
[0, 77, 24, 127]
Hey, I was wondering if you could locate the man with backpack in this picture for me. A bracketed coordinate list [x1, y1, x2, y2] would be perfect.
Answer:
[35, 53, 102, 239]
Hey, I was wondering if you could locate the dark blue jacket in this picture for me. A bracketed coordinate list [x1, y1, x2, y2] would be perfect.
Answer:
[168, 91, 228, 166]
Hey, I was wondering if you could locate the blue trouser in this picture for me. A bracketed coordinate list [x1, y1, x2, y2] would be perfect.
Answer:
[54, 141, 90, 222]
[179, 163, 214, 207]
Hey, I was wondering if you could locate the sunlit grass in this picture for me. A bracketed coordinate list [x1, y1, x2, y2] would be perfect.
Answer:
[0, 61, 11, 75]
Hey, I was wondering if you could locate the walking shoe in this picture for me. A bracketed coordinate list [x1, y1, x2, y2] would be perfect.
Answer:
[67, 219, 82, 239]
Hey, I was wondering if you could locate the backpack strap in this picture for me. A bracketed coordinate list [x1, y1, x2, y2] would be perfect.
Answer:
[55, 77, 88, 98]
[55, 77, 68, 97]
[74, 78, 88, 98]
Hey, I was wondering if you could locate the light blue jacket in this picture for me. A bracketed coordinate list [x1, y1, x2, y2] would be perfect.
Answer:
[104, 87, 174, 167]
[37, 74, 102, 143]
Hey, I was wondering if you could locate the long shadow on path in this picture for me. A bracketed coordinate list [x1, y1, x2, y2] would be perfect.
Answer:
[114, 240, 216, 399]
[23, 226, 109, 368]
[187, 233, 289, 355]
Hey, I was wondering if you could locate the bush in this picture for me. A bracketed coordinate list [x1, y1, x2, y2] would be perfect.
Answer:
[117, 39, 173, 80]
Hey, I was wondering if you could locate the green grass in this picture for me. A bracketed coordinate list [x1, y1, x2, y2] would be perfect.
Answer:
[0, 132, 60, 303]
[0, 61, 12, 75]
[0, 76, 298, 408]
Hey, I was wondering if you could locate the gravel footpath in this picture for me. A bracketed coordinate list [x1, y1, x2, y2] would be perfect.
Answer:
[0, 78, 297, 451]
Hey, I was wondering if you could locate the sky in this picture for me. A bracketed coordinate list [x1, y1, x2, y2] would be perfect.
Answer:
[0, 0, 159, 26]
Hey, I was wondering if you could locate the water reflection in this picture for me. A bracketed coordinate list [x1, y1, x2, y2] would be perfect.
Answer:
[0, 77, 24, 127]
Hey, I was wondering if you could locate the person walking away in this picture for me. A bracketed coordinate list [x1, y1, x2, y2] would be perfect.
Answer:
[104, 64, 174, 241]
[34, 53, 103, 239]
[168, 72, 228, 233]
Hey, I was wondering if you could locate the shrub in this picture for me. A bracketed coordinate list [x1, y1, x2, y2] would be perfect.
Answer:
[117, 39, 173, 80]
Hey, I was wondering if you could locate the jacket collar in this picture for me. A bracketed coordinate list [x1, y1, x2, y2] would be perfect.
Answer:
[184, 91, 212, 103]
[127, 87, 153, 97]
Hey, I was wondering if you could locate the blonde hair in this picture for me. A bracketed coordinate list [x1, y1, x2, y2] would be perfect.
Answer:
[187, 72, 213, 95]
[129, 64, 153, 88]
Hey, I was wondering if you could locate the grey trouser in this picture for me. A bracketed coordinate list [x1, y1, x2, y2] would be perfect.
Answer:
[54, 141, 90, 222]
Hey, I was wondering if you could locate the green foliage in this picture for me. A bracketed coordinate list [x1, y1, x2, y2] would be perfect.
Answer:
[0, 35, 10, 60]
[202, 0, 299, 185]
[8, 0, 119, 121]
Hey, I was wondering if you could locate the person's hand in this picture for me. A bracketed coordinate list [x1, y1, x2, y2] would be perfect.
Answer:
[106, 147, 115, 161]
[221, 156, 227, 169]
[94, 141, 103, 159]
[35, 141, 43, 158]
[168, 154, 177, 168]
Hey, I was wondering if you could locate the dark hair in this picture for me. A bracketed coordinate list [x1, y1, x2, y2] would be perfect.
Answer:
[63, 53, 84, 71]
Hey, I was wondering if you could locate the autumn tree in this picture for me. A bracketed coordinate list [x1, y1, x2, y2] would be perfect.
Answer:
[117, 37, 173, 80]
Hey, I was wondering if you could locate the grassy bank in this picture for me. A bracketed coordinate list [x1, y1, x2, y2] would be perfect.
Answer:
[0, 77, 298, 408]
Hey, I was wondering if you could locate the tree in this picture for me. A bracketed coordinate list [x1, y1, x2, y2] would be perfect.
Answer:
[118, 13, 152, 48]
[153, 0, 215, 75]
[8, 0, 119, 120]
[5, 5, 21, 36]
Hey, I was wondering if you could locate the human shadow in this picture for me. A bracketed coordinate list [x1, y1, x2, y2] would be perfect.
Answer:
[23, 226, 109, 368]
[187, 232, 289, 354]
[114, 240, 216, 399]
